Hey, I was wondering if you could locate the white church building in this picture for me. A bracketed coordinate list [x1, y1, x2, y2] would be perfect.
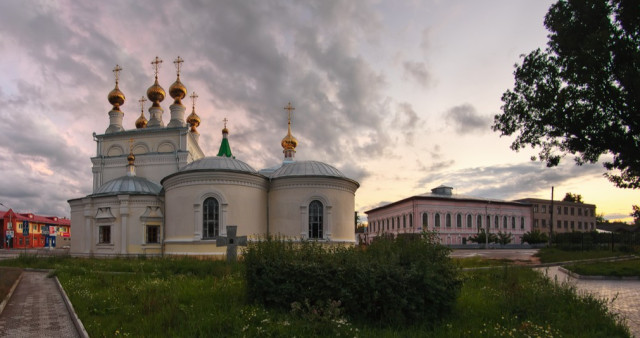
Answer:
[68, 57, 359, 257]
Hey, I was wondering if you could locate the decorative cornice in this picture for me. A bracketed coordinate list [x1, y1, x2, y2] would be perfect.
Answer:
[92, 152, 190, 167]
[78, 195, 163, 207]
[270, 177, 358, 194]
[163, 171, 269, 191]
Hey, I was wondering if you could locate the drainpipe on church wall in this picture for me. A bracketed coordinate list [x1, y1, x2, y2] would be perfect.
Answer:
[266, 178, 271, 236]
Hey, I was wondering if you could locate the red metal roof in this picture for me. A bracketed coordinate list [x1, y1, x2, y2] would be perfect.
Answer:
[2, 210, 70, 226]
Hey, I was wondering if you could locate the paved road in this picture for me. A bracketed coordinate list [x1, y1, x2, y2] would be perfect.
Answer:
[540, 266, 640, 338]
[0, 271, 80, 338]
[451, 248, 540, 262]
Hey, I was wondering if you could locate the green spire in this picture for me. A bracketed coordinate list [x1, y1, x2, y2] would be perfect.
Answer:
[217, 137, 233, 157]
[217, 118, 234, 158]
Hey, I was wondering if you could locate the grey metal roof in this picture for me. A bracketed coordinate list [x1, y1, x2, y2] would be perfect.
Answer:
[92, 176, 162, 196]
[180, 156, 257, 173]
[269, 160, 346, 179]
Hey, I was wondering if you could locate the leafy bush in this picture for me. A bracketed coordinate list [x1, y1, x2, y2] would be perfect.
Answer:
[243, 232, 461, 326]
[467, 229, 497, 244]
[496, 231, 513, 245]
[522, 230, 549, 244]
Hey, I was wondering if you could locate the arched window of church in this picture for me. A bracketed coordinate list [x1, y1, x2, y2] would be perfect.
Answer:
[495, 215, 499, 229]
[456, 214, 462, 228]
[446, 213, 452, 228]
[309, 200, 323, 239]
[477, 215, 482, 229]
[422, 213, 428, 229]
[512, 216, 516, 229]
[409, 214, 413, 227]
[203, 197, 219, 239]
[435, 213, 441, 227]
[467, 214, 472, 228]
[403, 215, 406, 228]
[503, 216, 508, 229]
[520, 217, 525, 229]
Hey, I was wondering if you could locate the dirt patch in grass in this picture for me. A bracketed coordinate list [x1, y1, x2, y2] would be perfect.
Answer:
[0, 267, 22, 302]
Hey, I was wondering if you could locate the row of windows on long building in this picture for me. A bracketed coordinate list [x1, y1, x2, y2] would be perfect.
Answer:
[534, 219, 595, 231]
[369, 213, 526, 233]
[533, 204, 595, 217]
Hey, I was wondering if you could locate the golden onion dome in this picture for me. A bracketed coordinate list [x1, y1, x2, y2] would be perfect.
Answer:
[135, 111, 148, 129]
[222, 127, 229, 134]
[187, 110, 201, 133]
[108, 84, 125, 110]
[146, 79, 165, 105]
[281, 128, 298, 150]
[127, 152, 135, 165]
[169, 78, 187, 104]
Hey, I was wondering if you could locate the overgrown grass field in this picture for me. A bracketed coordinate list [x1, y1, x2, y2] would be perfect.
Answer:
[565, 258, 640, 277]
[0, 253, 630, 337]
[536, 247, 631, 263]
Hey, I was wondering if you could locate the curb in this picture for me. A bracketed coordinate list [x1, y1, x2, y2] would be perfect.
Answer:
[0, 270, 23, 315]
[461, 255, 639, 271]
[54, 274, 89, 338]
[558, 266, 640, 281]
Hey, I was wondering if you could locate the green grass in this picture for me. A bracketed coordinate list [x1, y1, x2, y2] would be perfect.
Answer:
[0, 267, 22, 302]
[0, 254, 630, 337]
[565, 258, 640, 277]
[536, 247, 630, 263]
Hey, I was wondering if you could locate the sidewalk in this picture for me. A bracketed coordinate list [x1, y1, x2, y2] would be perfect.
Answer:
[0, 271, 82, 337]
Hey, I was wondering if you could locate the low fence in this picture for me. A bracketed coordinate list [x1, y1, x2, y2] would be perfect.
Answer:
[551, 232, 640, 251]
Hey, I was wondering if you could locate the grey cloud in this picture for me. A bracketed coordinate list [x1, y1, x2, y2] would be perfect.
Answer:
[337, 163, 370, 184]
[360, 200, 393, 214]
[394, 102, 421, 145]
[417, 161, 604, 200]
[604, 213, 630, 220]
[414, 144, 455, 176]
[444, 103, 491, 134]
[402, 61, 431, 87]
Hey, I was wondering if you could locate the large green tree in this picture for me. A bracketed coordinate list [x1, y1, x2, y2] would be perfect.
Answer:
[493, 0, 640, 188]
[562, 192, 583, 203]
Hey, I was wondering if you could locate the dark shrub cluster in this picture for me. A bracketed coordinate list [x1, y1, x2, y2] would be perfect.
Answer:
[243, 232, 461, 326]
[552, 231, 640, 252]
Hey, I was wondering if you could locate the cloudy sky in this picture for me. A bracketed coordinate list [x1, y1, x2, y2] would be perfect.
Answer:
[0, 0, 638, 222]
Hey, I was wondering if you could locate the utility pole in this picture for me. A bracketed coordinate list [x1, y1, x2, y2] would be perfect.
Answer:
[485, 201, 490, 249]
[549, 186, 554, 245]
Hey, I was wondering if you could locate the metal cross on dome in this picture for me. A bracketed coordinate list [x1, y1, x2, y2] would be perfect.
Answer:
[173, 56, 184, 77]
[112, 64, 122, 85]
[223, 117, 228, 128]
[284, 102, 295, 121]
[151, 56, 163, 79]
[190, 92, 198, 109]
[216, 225, 247, 262]
[138, 96, 147, 112]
